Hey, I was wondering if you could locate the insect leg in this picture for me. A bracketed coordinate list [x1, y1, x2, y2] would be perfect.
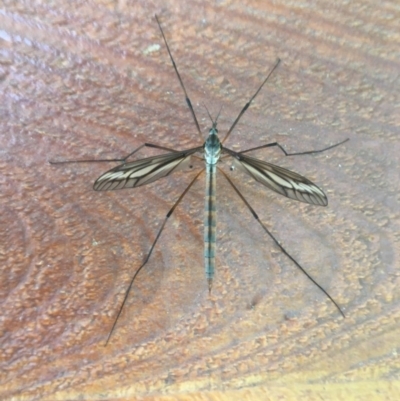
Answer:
[105, 168, 205, 345]
[155, 15, 203, 142]
[238, 138, 349, 156]
[221, 58, 281, 145]
[49, 143, 180, 165]
[219, 167, 345, 318]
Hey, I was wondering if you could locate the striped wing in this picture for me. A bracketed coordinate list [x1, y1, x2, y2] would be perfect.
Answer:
[224, 148, 327, 206]
[94, 147, 202, 191]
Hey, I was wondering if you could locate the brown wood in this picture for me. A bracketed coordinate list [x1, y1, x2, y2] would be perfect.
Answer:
[1, 1, 399, 400]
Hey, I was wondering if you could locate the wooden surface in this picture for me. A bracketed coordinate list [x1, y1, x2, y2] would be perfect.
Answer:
[1, 0, 399, 400]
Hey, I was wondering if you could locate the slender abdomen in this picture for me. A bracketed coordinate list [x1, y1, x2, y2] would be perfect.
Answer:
[204, 163, 217, 289]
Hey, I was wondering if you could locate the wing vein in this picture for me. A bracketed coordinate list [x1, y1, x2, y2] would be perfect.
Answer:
[94, 147, 203, 191]
[222, 147, 328, 206]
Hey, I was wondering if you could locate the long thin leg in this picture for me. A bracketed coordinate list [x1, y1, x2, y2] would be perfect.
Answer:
[48, 143, 180, 165]
[221, 58, 281, 145]
[219, 168, 345, 318]
[238, 138, 349, 156]
[105, 168, 205, 345]
[155, 15, 203, 143]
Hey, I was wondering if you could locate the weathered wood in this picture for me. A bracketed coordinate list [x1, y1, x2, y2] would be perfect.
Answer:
[0, 1, 399, 400]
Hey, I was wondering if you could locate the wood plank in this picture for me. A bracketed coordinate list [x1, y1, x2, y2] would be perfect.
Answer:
[1, 0, 398, 399]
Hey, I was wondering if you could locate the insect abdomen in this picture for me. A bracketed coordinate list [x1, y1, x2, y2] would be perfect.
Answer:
[204, 163, 217, 288]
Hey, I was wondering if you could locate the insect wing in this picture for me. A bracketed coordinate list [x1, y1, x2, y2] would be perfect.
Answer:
[94, 147, 202, 191]
[225, 149, 327, 206]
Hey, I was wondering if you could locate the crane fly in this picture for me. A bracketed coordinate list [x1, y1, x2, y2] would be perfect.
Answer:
[50, 15, 349, 344]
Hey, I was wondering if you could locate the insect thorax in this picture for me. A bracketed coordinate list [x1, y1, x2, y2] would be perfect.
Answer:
[204, 128, 222, 165]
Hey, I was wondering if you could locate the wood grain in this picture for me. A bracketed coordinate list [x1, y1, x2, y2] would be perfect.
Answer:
[0, 0, 399, 400]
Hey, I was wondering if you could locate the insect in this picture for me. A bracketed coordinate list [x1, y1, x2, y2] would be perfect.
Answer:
[50, 15, 348, 344]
